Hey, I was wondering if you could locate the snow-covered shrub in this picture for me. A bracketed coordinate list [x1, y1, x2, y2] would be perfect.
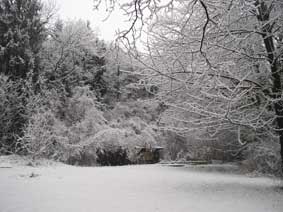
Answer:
[242, 141, 282, 176]
[162, 131, 189, 161]
[21, 84, 166, 165]
[106, 100, 163, 123]
[124, 124, 161, 163]
[21, 109, 66, 158]
[96, 147, 130, 166]
[102, 101, 165, 164]
[63, 86, 107, 125]
[110, 117, 160, 147]
[92, 128, 127, 151]
[79, 128, 129, 165]
[162, 129, 243, 162]
[82, 122, 161, 165]
[22, 107, 105, 164]
[21, 86, 108, 164]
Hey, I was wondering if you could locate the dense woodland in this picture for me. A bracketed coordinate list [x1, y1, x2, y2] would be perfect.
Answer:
[0, 0, 282, 176]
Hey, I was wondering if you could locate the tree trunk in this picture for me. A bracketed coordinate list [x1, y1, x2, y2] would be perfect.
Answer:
[278, 125, 283, 167]
[274, 100, 283, 168]
[256, 1, 283, 169]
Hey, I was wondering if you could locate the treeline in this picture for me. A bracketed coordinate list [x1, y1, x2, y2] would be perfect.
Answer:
[0, 0, 282, 176]
[0, 0, 106, 153]
[0, 0, 164, 165]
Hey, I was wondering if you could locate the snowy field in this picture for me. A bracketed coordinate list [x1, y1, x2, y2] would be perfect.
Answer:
[0, 156, 283, 212]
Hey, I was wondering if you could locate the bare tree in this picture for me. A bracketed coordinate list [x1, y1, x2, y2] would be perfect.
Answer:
[94, 0, 283, 167]
[41, 19, 107, 91]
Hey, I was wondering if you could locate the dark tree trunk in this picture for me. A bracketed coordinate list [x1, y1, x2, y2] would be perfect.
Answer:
[257, 1, 283, 169]
[274, 102, 283, 167]
[279, 129, 283, 167]
[116, 65, 121, 100]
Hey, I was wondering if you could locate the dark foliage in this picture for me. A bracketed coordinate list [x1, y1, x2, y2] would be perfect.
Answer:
[0, 0, 46, 154]
[0, 0, 46, 80]
[0, 78, 30, 154]
[66, 150, 97, 166]
[96, 147, 131, 166]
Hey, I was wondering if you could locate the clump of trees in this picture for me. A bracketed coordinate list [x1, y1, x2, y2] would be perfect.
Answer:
[0, 0, 47, 153]
[0, 0, 107, 157]
[1, 0, 282, 175]
[94, 0, 283, 174]
[0, 0, 164, 166]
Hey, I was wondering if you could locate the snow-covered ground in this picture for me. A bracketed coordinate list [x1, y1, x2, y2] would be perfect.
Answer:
[0, 156, 282, 212]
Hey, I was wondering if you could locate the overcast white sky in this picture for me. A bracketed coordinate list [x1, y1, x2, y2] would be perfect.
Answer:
[50, 0, 128, 41]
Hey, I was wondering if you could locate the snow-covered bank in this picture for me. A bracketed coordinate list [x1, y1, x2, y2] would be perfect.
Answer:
[0, 157, 282, 212]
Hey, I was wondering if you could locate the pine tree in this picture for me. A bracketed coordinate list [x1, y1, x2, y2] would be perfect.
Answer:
[0, 0, 47, 153]
[0, 0, 46, 80]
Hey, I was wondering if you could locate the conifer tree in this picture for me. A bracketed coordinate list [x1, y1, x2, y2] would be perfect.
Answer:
[0, 0, 46, 80]
[0, 0, 47, 153]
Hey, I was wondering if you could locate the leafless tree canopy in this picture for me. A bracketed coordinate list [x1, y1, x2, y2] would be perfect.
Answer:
[94, 0, 283, 164]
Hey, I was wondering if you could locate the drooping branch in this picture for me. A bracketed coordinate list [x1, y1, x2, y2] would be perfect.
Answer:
[119, 0, 140, 39]
[199, 0, 210, 54]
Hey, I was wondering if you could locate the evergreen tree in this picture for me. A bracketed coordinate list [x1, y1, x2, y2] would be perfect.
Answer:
[0, 0, 46, 80]
[0, 0, 47, 153]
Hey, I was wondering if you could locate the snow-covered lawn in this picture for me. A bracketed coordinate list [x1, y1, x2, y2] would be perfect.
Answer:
[0, 156, 282, 212]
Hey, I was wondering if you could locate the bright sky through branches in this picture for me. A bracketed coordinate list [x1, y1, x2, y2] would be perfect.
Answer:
[49, 0, 128, 41]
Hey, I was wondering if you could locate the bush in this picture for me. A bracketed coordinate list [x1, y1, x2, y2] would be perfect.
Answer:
[242, 140, 282, 176]
[21, 86, 107, 164]
[71, 128, 131, 166]
[162, 128, 244, 162]
[21, 109, 67, 158]
[96, 147, 130, 166]
[81, 123, 161, 165]
[106, 100, 163, 123]
[20, 85, 165, 166]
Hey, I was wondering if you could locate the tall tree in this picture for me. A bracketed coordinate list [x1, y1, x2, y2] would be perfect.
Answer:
[94, 0, 283, 167]
[0, 0, 46, 80]
[0, 0, 48, 153]
[41, 20, 107, 98]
